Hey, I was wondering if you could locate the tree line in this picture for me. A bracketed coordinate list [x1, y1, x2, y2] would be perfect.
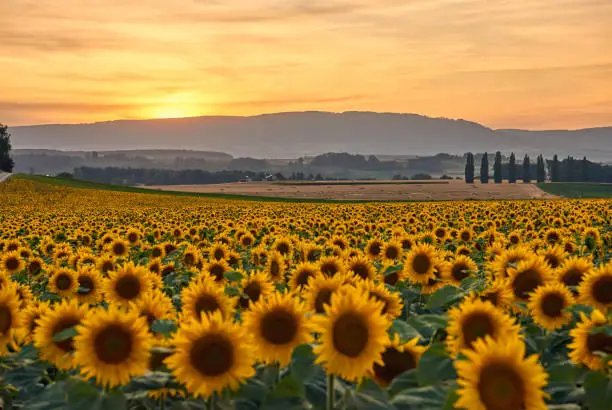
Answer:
[465, 152, 612, 183]
[0, 123, 14, 172]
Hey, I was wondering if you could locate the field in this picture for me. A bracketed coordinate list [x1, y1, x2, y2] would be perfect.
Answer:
[537, 182, 612, 198]
[147, 180, 556, 201]
[0, 177, 611, 409]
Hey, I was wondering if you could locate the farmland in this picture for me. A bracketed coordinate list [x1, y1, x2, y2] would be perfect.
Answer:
[0, 177, 611, 409]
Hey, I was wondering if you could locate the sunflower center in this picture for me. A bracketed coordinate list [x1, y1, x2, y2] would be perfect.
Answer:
[480, 291, 500, 306]
[195, 294, 220, 318]
[373, 347, 417, 385]
[461, 232, 471, 242]
[78, 275, 94, 295]
[28, 260, 42, 274]
[385, 246, 399, 260]
[0, 306, 12, 334]
[451, 263, 470, 281]
[5, 257, 20, 271]
[320, 262, 339, 277]
[593, 276, 612, 304]
[512, 269, 542, 300]
[101, 261, 114, 273]
[190, 334, 234, 377]
[270, 261, 280, 278]
[296, 270, 314, 287]
[561, 269, 584, 288]
[112, 242, 127, 256]
[184, 253, 195, 265]
[586, 332, 612, 355]
[276, 243, 290, 256]
[116, 275, 141, 300]
[243, 281, 261, 303]
[152, 248, 163, 258]
[332, 313, 369, 358]
[260, 309, 298, 345]
[351, 263, 369, 280]
[52, 318, 81, 352]
[412, 254, 431, 275]
[209, 264, 225, 281]
[56, 274, 73, 291]
[94, 324, 133, 364]
[314, 288, 333, 314]
[478, 362, 525, 410]
[213, 249, 225, 260]
[544, 254, 560, 269]
[128, 233, 138, 243]
[541, 292, 565, 317]
[462, 313, 494, 349]
[384, 272, 399, 286]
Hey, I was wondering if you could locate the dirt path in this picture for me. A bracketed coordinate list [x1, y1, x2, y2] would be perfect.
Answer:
[0, 173, 10, 183]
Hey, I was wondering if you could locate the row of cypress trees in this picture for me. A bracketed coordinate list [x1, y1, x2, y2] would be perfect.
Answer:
[464, 152, 546, 183]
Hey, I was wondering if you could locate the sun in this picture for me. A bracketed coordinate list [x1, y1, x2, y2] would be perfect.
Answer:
[143, 93, 205, 119]
[149, 105, 201, 119]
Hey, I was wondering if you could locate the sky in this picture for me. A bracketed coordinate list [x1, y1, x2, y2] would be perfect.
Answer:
[1, 0, 611, 129]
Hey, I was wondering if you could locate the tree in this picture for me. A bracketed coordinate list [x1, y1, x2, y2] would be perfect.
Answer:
[522, 154, 531, 183]
[0, 123, 15, 173]
[464, 153, 475, 183]
[508, 153, 516, 183]
[566, 156, 574, 182]
[493, 151, 503, 183]
[480, 152, 489, 183]
[581, 157, 589, 182]
[536, 155, 546, 182]
[551, 154, 560, 182]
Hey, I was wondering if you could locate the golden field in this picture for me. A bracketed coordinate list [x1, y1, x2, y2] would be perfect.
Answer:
[0, 178, 611, 409]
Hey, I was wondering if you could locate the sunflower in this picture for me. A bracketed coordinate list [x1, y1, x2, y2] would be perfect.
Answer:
[108, 238, 130, 258]
[288, 262, 320, 293]
[568, 309, 612, 371]
[237, 271, 275, 310]
[74, 266, 104, 305]
[365, 238, 384, 260]
[539, 245, 567, 270]
[265, 251, 286, 282]
[209, 243, 230, 261]
[33, 300, 89, 370]
[96, 255, 116, 275]
[150, 244, 166, 259]
[48, 267, 79, 298]
[356, 279, 403, 319]
[507, 257, 553, 309]
[239, 233, 255, 248]
[131, 290, 176, 335]
[455, 336, 548, 410]
[420, 260, 447, 295]
[404, 243, 438, 285]
[165, 311, 255, 398]
[181, 278, 235, 321]
[557, 256, 592, 294]
[26, 256, 45, 276]
[272, 236, 293, 258]
[458, 228, 474, 243]
[578, 263, 612, 312]
[74, 305, 151, 387]
[527, 283, 575, 331]
[147, 257, 163, 275]
[202, 259, 232, 283]
[489, 245, 532, 280]
[304, 274, 346, 314]
[443, 255, 478, 286]
[182, 246, 201, 267]
[311, 287, 391, 381]
[243, 292, 311, 366]
[0, 251, 24, 274]
[0, 286, 22, 354]
[346, 255, 376, 281]
[381, 241, 403, 263]
[104, 262, 154, 306]
[17, 300, 51, 344]
[446, 298, 521, 358]
[125, 228, 142, 246]
[476, 278, 513, 310]
[370, 335, 426, 387]
[318, 255, 346, 278]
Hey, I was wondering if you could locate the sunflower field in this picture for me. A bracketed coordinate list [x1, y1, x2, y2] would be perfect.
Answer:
[0, 178, 611, 410]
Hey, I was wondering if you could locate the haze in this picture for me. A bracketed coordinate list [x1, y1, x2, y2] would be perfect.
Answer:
[1, 0, 612, 130]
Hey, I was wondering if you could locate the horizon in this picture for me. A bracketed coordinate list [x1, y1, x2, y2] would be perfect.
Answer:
[2, 0, 612, 130]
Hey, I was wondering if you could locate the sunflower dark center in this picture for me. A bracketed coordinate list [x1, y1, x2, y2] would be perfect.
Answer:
[190, 334, 234, 377]
[478, 363, 525, 410]
[451, 263, 470, 281]
[333, 313, 369, 358]
[260, 309, 298, 345]
[512, 269, 542, 300]
[276, 243, 290, 255]
[243, 282, 261, 304]
[101, 261, 114, 273]
[373, 347, 417, 386]
[78, 275, 94, 295]
[351, 263, 369, 279]
[270, 261, 280, 278]
[112, 242, 127, 256]
[435, 228, 446, 238]
[28, 260, 42, 274]
[209, 264, 225, 281]
[94, 324, 133, 364]
[5, 257, 20, 271]
[115, 275, 141, 300]
[152, 248, 163, 258]
[195, 294, 220, 317]
[314, 288, 333, 314]
[213, 249, 225, 260]
[586, 332, 612, 355]
[544, 254, 560, 269]
[52, 318, 81, 352]
[462, 313, 494, 349]
[320, 262, 338, 276]
[0, 306, 12, 334]
[541, 292, 565, 317]
[385, 246, 399, 260]
[241, 236, 253, 246]
[184, 253, 195, 265]
[562, 269, 584, 288]
[592, 276, 612, 304]
[296, 270, 314, 287]
[412, 254, 431, 275]
[127, 233, 138, 243]
[461, 232, 471, 242]
[384, 272, 399, 286]
[56, 274, 73, 291]
[368, 243, 381, 257]
[161, 265, 175, 277]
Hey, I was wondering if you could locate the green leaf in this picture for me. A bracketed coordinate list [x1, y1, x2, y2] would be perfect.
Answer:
[388, 320, 422, 343]
[386, 369, 419, 398]
[346, 380, 392, 410]
[52, 326, 78, 342]
[460, 276, 480, 291]
[66, 381, 127, 410]
[271, 374, 304, 398]
[591, 324, 612, 336]
[546, 361, 580, 384]
[584, 370, 612, 410]
[416, 343, 456, 386]
[290, 344, 317, 383]
[426, 286, 464, 309]
[225, 285, 241, 297]
[150, 319, 177, 336]
[224, 270, 244, 283]
[383, 265, 403, 276]
[405, 315, 447, 339]
[390, 385, 449, 409]
[547, 405, 581, 410]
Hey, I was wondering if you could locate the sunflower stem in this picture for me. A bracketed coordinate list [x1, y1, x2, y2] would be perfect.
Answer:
[159, 396, 165, 410]
[207, 394, 216, 410]
[326, 374, 335, 410]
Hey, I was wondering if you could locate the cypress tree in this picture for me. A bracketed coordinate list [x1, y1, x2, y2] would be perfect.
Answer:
[508, 152, 516, 183]
[523, 154, 531, 183]
[536, 155, 546, 182]
[493, 151, 503, 183]
[581, 157, 589, 182]
[566, 156, 574, 182]
[480, 153, 489, 183]
[465, 153, 475, 183]
[551, 155, 560, 182]
[0, 123, 14, 173]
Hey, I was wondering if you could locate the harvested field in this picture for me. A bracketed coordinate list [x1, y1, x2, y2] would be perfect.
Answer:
[146, 180, 557, 201]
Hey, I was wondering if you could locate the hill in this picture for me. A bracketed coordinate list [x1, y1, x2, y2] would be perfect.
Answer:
[8, 111, 612, 161]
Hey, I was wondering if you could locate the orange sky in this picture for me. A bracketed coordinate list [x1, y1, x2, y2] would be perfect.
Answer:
[1, 0, 611, 129]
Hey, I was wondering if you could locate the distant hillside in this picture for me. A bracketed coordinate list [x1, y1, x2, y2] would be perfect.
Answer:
[9, 111, 612, 161]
